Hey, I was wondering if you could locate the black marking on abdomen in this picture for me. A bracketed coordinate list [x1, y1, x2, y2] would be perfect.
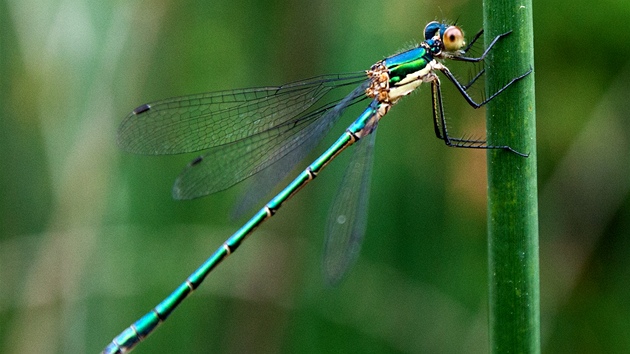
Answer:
[347, 130, 360, 142]
[152, 309, 165, 322]
[265, 205, 276, 216]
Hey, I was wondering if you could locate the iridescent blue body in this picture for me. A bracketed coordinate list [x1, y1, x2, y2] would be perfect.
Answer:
[106, 21, 530, 353]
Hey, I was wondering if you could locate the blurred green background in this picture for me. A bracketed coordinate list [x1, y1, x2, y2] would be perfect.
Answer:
[2, 0, 630, 353]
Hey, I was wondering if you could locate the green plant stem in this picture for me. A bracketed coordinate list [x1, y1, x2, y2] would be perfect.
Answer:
[483, 0, 540, 353]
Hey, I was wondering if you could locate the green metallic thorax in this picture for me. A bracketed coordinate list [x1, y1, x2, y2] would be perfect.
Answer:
[384, 46, 433, 85]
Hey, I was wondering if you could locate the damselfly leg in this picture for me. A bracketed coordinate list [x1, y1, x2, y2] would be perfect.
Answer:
[430, 31, 532, 156]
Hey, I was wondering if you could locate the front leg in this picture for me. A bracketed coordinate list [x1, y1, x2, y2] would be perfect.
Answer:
[449, 31, 512, 62]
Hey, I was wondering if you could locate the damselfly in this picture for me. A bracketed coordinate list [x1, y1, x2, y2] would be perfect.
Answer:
[105, 21, 531, 353]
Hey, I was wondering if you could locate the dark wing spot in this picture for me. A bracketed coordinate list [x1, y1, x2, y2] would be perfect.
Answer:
[190, 156, 203, 166]
[133, 104, 151, 115]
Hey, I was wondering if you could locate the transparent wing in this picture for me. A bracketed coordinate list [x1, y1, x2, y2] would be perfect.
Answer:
[172, 81, 370, 200]
[117, 73, 366, 155]
[323, 124, 377, 285]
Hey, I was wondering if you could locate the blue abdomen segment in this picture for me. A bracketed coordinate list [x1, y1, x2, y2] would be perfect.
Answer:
[348, 101, 378, 136]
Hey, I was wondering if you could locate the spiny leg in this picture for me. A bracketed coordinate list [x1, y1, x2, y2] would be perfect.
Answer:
[462, 68, 485, 91]
[430, 75, 447, 141]
[460, 28, 484, 54]
[438, 64, 532, 109]
[454, 30, 523, 93]
[431, 77, 484, 147]
[430, 75, 528, 156]
[452, 31, 512, 63]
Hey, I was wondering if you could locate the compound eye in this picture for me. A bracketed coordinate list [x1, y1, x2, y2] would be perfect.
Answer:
[443, 26, 465, 51]
[423, 21, 441, 40]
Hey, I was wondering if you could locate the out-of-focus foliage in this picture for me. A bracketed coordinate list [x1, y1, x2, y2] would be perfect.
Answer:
[1, 0, 629, 353]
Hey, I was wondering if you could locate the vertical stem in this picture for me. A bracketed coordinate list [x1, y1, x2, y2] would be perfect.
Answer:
[483, 0, 540, 353]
